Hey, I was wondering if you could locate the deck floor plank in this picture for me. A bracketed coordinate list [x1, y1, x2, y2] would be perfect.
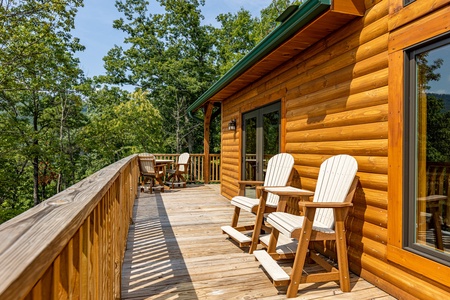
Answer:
[122, 184, 396, 299]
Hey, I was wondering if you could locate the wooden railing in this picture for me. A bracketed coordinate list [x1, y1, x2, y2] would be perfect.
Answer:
[154, 153, 220, 183]
[0, 155, 139, 299]
[0, 153, 220, 299]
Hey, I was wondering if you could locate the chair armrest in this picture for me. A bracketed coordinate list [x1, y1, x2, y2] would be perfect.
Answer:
[237, 180, 264, 196]
[298, 201, 353, 208]
[256, 185, 267, 199]
[237, 180, 264, 186]
[175, 163, 189, 171]
[263, 186, 314, 197]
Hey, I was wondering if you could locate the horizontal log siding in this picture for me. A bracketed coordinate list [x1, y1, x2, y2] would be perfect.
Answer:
[220, 0, 390, 273]
[220, 0, 450, 297]
[221, 0, 418, 297]
[283, 3, 390, 291]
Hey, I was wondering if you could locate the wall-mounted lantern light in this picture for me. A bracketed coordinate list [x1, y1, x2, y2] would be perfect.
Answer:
[228, 119, 236, 131]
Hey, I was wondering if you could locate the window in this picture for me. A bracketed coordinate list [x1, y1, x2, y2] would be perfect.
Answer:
[404, 36, 450, 265]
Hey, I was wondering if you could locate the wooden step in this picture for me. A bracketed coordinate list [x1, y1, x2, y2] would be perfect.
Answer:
[221, 226, 252, 246]
[254, 250, 290, 285]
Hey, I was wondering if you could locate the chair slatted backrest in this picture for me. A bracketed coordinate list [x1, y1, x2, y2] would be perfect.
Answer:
[263, 153, 295, 206]
[138, 153, 156, 175]
[313, 154, 358, 229]
[178, 152, 190, 173]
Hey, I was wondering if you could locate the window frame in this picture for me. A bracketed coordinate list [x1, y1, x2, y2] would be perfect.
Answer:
[387, 0, 450, 284]
[403, 35, 450, 266]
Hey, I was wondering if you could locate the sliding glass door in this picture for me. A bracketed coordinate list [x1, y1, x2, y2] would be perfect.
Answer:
[242, 102, 280, 181]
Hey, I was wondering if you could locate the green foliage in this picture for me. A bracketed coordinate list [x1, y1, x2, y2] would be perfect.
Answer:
[100, 0, 302, 155]
[0, 0, 298, 223]
[417, 52, 450, 162]
[0, 206, 28, 225]
[426, 94, 450, 162]
[80, 88, 163, 172]
[0, 0, 85, 212]
[253, 0, 302, 41]
[214, 9, 258, 74]
[99, 0, 217, 154]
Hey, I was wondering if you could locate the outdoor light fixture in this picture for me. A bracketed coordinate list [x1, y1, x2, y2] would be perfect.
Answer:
[228, 119, 236, 131]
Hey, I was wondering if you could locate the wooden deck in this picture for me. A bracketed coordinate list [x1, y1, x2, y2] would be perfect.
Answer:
[121, 184, 396, 299]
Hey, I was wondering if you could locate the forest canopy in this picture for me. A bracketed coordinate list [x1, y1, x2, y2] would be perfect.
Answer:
[0, 0, 300, 223]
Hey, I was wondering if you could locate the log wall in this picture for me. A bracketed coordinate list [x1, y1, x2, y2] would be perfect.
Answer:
[221, 0, 450, 298]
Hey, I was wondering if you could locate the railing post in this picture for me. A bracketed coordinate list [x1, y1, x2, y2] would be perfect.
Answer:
[203, 103, 214, 184]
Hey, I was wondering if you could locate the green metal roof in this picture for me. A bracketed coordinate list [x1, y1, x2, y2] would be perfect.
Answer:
[188, 0, 331, 113]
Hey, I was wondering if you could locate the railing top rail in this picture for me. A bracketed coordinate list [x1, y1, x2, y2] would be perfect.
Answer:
[0, 154, 138, 298]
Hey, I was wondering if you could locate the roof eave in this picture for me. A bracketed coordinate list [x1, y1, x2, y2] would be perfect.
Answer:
[188, 0, 331, 113]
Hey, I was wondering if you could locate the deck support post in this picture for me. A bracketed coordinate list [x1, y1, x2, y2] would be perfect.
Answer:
[203, 102, 214, 184]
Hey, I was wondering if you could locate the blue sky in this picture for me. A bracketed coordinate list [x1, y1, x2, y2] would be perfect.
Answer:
[73, 0, 272, 78]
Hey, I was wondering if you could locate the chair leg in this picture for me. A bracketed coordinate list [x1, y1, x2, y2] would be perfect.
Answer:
[231, 206, 241, 227]
[267, 227, 280, 255]
[180, 174, 187, 188]
[286, 207, 316, 298]
[249, 202, 266, 254]
[334, 209, 351, 292]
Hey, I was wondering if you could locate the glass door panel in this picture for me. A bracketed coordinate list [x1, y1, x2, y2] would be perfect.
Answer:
[263, 110, 280, 176]
[243, 113, 257, 181]
[242, 102, 280, 182]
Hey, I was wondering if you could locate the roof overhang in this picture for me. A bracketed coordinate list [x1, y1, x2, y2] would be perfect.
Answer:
[188, 0, 364, 113]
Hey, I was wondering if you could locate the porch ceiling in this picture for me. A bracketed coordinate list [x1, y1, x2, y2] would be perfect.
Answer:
[188, 0, 364, 113]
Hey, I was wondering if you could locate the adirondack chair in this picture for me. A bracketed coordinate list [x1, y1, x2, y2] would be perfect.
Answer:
[138, 153, 165, 193]
[166, 152, 190, 188]
[221, 153, 295, 254]
[253, 154, 359, 298]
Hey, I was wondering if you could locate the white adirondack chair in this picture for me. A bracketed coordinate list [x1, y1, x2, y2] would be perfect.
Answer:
[254, 154, 359, 298]
[138, 153, 165, 193]
[221, 153, 295, 253]
[166, 152, 190, 188]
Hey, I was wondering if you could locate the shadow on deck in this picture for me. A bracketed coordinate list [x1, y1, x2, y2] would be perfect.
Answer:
[121, 184, 395, 299]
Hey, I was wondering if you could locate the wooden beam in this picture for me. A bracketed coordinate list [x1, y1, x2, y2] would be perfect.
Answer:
[203, 103, 214, 184]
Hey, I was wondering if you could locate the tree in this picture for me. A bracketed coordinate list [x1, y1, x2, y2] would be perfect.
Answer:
[100, 0, 217, 154]
[80, 88, 163, 173]
[0, 0, 85, 206]
[214, 9, 258, 75]
[253, 0, 303, 41]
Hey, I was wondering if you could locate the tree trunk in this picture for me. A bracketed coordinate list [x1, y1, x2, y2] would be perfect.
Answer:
[57, 94, 66, 194]
[33, 94, 40, 206]
[33, 154, 39, 206]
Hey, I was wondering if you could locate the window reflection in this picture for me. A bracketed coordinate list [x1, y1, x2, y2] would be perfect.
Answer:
[415, 43, 450, 254]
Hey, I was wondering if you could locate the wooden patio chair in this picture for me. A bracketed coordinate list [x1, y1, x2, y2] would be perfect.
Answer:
[253, 154, 359, 298]
[138, 153, 165, 193]
[221, 153, 295, 254]
[166, 152, 190, 188]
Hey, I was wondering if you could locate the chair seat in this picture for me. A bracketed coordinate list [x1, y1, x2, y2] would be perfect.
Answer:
[142, 170, 164, 177]
[231, 196, 278, 212]
[267, 212, 335, 238]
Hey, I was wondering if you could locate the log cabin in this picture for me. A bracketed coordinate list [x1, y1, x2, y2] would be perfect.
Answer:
[188, 0, 450, 298]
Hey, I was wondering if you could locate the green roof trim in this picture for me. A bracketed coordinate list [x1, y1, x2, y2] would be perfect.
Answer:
[188, 0, 331, 113]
